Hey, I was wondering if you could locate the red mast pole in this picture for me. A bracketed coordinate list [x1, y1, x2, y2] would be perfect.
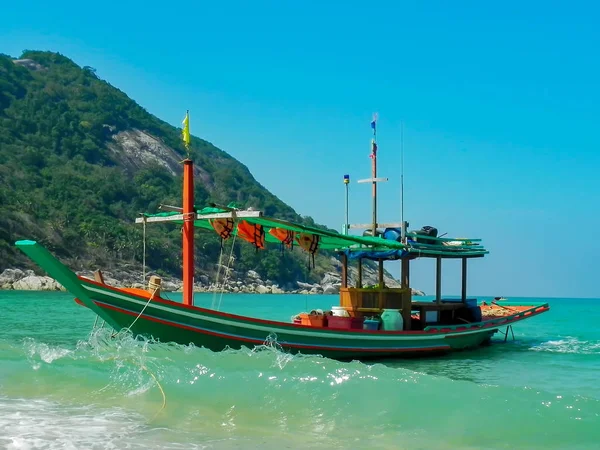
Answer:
[182, 159, 194, 306]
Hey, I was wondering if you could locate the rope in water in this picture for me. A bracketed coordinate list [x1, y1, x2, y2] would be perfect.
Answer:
[140, 362, 167, 423]
[98, 354, 167, 423]
[88, 285, 166, 422]
[125, 286, 166, 422]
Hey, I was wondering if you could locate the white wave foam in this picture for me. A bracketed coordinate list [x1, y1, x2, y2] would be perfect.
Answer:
[530, 337, 600, 354]
[23, 338, 73, 368]
[249, 332, 296, 369]
[0, 397, 206, 450]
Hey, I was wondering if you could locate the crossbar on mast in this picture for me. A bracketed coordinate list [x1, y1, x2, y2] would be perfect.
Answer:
[348, 222, 404, 229]
[159, 204, 183, 213]
[357, 177, 388, 183]
[135, 210, 263, 224]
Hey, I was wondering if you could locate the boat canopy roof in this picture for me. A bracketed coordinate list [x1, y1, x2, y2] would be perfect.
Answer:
[139, 206, 488, 259]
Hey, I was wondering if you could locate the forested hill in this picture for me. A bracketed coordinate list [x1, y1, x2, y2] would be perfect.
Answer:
[0, 50, 336, 285]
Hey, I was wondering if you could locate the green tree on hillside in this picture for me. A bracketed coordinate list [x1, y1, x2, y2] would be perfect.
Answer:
[0, 50, 335, 284]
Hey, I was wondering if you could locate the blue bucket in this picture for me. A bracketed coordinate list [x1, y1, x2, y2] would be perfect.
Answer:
[363, 319, 380, 331]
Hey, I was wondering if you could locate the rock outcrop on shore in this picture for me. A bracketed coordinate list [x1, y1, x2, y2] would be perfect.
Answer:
[0, 257, 425, 296]
[0, 269, 64, 291]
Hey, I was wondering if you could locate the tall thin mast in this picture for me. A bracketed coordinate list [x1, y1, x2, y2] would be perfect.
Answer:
[370, 113, 378, 235]
[343, 174, 350, 235]
[400, 121, 405, 241]
[357, 114, 387, 232]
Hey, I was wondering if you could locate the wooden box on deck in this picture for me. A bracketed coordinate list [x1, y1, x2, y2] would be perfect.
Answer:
[339, 287, 413, 329]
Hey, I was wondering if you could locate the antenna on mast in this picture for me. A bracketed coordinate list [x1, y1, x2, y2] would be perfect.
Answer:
[399, 121, 408, 242]
[357, 113, 388, 237]
[370, 113, 378, 235]
[343, 174, 350, 235]
[401, 121, 405, 236]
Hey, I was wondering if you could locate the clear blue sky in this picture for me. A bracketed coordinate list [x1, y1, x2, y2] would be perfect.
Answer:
[3, 1, 599, 298]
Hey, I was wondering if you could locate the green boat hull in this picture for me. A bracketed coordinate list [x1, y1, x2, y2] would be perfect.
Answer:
[16, 240, 550, 360]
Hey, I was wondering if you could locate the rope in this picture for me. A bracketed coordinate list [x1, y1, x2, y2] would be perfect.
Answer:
[99, 355, 166, 423]
[121, 286, 159, 334]
[216, 233, 238, 311]
[210, 246, 225, 310]
[89, 280, 165, 424]
[141, 363, 166, 423]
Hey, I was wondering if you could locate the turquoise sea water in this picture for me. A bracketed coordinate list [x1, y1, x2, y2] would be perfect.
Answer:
[0, 291, 599, 449]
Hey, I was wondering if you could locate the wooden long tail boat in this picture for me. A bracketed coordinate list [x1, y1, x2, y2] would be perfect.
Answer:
[15, 118, 549, 360]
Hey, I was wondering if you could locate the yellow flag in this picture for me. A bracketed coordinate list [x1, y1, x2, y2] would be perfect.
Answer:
[182, 110, 191, 150]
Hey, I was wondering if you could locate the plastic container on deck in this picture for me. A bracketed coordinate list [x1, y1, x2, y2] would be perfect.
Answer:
[363, 319, 380, 331]
[331, 306, 350, 317]
[299, 313, 327, 327]
[328, 316, 363, 330]
[383, 228, 402, 242]
[470, 307, 482, 322]
[380, 309, 404, 331]
[455, 306, 483, 323]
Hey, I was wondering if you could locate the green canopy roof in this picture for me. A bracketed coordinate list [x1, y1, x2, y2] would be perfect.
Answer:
[144, 207, 407, 251]
[141, 206, 488, 258]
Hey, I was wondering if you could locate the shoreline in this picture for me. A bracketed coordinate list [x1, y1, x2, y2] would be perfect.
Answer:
[0, 267, 425, 296]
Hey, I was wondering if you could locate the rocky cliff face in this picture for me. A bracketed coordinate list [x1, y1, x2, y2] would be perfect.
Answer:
[106, 129, 214, 186]
[107, 129, 182, 176]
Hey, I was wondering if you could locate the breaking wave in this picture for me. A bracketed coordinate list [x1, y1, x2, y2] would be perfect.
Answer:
[530, 336, 600, 354]
[0, 328, 598, 449]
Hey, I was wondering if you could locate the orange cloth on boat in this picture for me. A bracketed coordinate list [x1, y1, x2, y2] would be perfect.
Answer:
[209, 218, 235, 240]
[237, 220, 265, 249]
[296, 233, 320, 255]
[269, 227, 295, 248]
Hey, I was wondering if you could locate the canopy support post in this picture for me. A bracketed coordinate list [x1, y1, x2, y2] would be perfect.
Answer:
[401, 258, 410, 289]
[378, 259, 384, 287]
[461, 257, 467, 303]
[357, 258, 363, 288]
[182, 159, 194, 306]
[436, 256, 442, 304]
[401, 257, 411, 330]
[341, 253, 348, 288]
